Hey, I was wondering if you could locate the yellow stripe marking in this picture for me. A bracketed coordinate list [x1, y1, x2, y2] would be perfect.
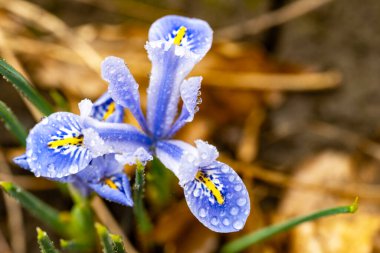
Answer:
[173, 26, 187, 46]
[105, 179, 118, 189]
[103, 102, 116, 121]
[196, 171, 224, 205]
[48, 136, 83, 149]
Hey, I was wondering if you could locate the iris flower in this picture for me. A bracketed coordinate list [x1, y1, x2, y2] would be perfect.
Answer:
[14, 15, 250, 233]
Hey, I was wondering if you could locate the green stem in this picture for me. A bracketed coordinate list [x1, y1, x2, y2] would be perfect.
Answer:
[36, 228, 60, 253]
[0, 100, 27, 146]
[95, 223, 114, 253]
[221, 198, 359, 253]
[110, 234, 126, 253]
[133, 161, 153, 233]
[0, 59, 54, 116]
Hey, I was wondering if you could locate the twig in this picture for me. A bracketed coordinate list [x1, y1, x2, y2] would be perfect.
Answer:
[91, 196, 139, 253]
[215, 0, 335, 40]
[0, 0, 102, 72]
[0, 151, 26, 253]
[200, 70, 342, 91]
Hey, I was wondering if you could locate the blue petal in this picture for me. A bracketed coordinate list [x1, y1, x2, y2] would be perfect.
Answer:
[145, 44, 200, 138]
[101, 56, 148, 132]
[167, 77, 202, 137]
[149, 15, 213, 58]
[183, 161, 250, 233]
[25, 112, 92, 178]
[82, 117, 152, 157]
[88, 172, 133, 206]
[13, 154, 31, 171]
[91, 92, 124, 123]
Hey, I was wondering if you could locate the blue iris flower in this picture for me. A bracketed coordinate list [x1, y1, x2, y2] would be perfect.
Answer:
[14, 15, 250, 233]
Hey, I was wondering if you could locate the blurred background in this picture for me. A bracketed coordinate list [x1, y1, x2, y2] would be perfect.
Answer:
[0, 0, 380, 252]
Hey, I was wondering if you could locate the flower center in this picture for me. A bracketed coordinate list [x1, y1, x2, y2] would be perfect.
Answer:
[48, 135, 84, 149]
[173, 26, 187, 46]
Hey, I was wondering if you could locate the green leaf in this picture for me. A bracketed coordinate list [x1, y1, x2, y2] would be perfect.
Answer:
[36, 227, 60, 253]
[0, 100, 27, 146]
[220, 198, 359, 253]
[133, 161, 153, 233]
[95, 223, 114, 253]
[110, 234, 126, 253]
[0, 182, 68, 234]
[0, 59, 54, 116]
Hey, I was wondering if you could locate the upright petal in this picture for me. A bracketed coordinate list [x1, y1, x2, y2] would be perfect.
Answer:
[82, 117, 152, 157]
[149, 15, 213, 59]
[184, 161, 250, 233]
[91, 92, 124, 123]
[25, 113, 92, 178]
[101, 56, 148, 132]
[146, 16, 212, 139]
[167, 77, 202, 137]
[88, 172, 133, 206]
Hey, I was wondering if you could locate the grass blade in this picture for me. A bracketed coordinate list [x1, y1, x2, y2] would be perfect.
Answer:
[0, 182, 68, 234]
[0, 59, 54, 116]
[221, 198, 359, 253]
[0, 100, 27, 146]
[36, 228, 60, 253]
[95, 223, 114, 253]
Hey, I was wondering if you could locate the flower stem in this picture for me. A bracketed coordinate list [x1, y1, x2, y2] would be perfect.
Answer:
[221, 197, 359, 253]
[133, 161, 153, 233]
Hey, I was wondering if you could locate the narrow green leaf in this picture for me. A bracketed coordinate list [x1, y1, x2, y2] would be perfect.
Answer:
[0, 182, 68, 234]
[60, 239, 90, 252]
[110, 234, 125, 253]
[0, 100, 27, 146]
[220, 198, 359, 253]
[36, 227, 60, 253]
[95, 223, 114, 253]
[0, 59, 54, 116]
[133, 161, 153, 233]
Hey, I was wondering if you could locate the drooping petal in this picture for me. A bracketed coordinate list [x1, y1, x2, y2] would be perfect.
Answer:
[25, 112, 92, 178]
[101, 56, 148, 132]
[167, 77, 202, 137]
[155, 140, 200, 186]
[91, 92, 124, 123]
[184, 161, 250, 233]
[194, 140, 218, 167]
[146, 16, 212, 139]
[13, 154, 31, 171]
[82, 117, 152, 157]
[88, 172, 133, 206]
[149, 15, 213, 59]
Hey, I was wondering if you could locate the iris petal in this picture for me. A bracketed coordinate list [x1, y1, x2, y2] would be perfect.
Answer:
[184, 161, 250, 233]
[13, 154, 31, 171]
[91, 92, 124, 123]
[88, 172, 133, 206]
[167, 77, 202, 137]
[101, 56, 148, 132]
[149, 15, 213, 58]
[25, 112, 92, 178]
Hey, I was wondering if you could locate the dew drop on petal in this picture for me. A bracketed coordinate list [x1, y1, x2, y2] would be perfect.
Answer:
[237, 198, 247, 207]
[234, 184, 242, 192]
[199, 208, 207, 218]
[211, 217, 219, 226]
[233, 220, 244, 230]
[228, 175, 236, 182]
[221, 165, 229, 173]
[222, 218, 230, 226]
[230, 207, 239, 216]
[193, 188, 200, 197]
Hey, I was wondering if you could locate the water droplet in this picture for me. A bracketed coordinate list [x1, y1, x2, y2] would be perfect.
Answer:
[234, 184, 242, 192]
[211, 217, 219, 226]
[233, 220, 244, 230]
[230, 207, 239, 216]
[193, 188, 200, 197]
[221, 165, 229, 173]
[222, 218, 230, 226]
[198, 208, 207, 218]
[228, 175, 236, 182]
[237, 198, 247, 207]
[200, 152, 207, 160]
[69, 164, 79, 174]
